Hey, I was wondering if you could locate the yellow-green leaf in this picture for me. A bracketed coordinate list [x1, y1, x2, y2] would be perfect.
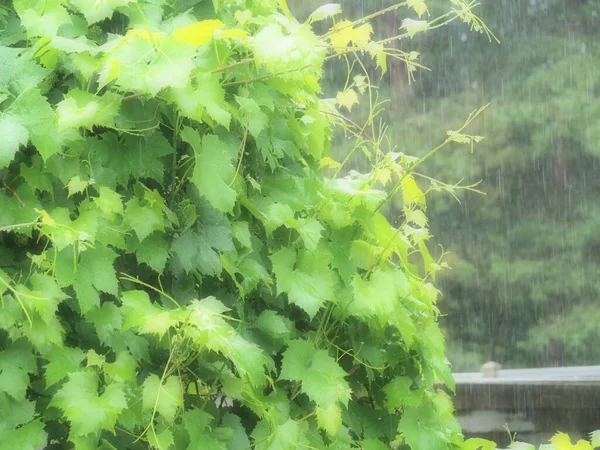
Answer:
[336, 89, 359, 111]
[316, 404, 342, 435]
[173, 20, 224, 47]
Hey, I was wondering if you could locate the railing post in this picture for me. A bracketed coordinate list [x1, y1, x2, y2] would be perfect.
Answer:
[481, 361, 502, 378]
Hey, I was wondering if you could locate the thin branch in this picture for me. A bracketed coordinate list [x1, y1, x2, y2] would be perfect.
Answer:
[2, 180, 25, 207]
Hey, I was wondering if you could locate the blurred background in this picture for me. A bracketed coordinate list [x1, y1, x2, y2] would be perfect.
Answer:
[291, 0, 600, 372]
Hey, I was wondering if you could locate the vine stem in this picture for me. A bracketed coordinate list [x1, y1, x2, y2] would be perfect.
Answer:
[321, 2, 409, 39]
[374, 103, 490, 212]
[2, 180, 25, 207]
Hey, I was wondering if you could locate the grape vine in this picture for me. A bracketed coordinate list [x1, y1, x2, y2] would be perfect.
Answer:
[0, 1, 499, 449]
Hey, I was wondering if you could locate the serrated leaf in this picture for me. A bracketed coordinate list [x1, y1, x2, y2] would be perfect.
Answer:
[0, 394, 46, 450]
[13, 0, 71, 36]
[148, 424, 175, 450]
[308, 4, 342, 23]
[0, 89, 60, 165]
[181, 128, 237, 212]
[231, 221, 252, 248]
[43, 345, 85, 388]
[88, 132, 172, 188]
[51, 371, 127, 437]
[171, 203, 233, 276]
[57, 90, 122, 131]
[136, 232, 170, 272]
[102, 35, 196, 97]
[271, 248, 336, 318]
[382, 376, 423, 412]
[104, 351, 137, 384]
[86, 302, 123, 344]
[67, 175, 92, 197]
[329, 21, 373, 52]
[591, 431, 600, 448]
[402, 176, 425, 207]
[170, 73, 231, 129]
[350, 270, 397, 324]
[336, 89, 359, 112]
[252, 419, 306, 450]
[0, 340, 36, 400]
[402, 18, 430, 38]
[316, 403, 342, 435]
[0, 117, 28, 168]
[124, 193, 165, 242]
[295, 218, 323, 252]
[142, 374, 183, 423]
[121, 290, 177, 338]
[69, 0, 135, 23]
[280, 339, 350, 407]
[94, 187, 123, 216]
[407, 0, 429, 18]
[73, 247, 119, 313]
[256, 310, 293, 341]
[86, 349, 105, 368]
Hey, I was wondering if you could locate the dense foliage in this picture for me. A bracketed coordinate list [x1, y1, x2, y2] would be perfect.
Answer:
[293, 0, 600, 370]
[0, 0, 501, 449]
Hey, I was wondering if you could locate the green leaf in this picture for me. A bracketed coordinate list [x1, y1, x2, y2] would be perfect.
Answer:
[295, 218, 324, 252]
[43, 344, 85, 388]
[184, 409, 229, 450]
[382, 376, 423, 412]
[142, 374, 183, 423]
[86, 349, 105, 368]
[252, 419, 307, 450]
[104, 351, 137, 384]
[256, 310, 293, 341]
[73, 247, 119, 313]
[124, 192, 165, 242]
[235, 96, 268, 137]
[121, 290, 177, 338]
[0, 46, 49, 94]
[101, 35, 196, 96]
[222, 413, 251, 450]
[87, 132, 172, 188]
[57, 89, 122, 131]
[0, 340, 36, 400]
[86, 302, 123, 344]
[94, 187, 124, 216]
[24, 272, 68, 324]
[231, 221, 252, 248]
[148, 424, 175, 450]
[270, 248, 336, 318]
[171, 73, 231, 128]
[136, 232, 170, 272]
[181, 128, 237, 213]
[350, 270, 397, 325]
[171, 202, 233, 276]
[70, 0, 135, 23]
[317, 403, 343, 435]
[13, 0, 71, 36]
[51, 371, 127, 437]
[67, 175, 92, 197]
[398, 400, 451, 450]
[0, 117, 28, 168]
[0, 89, 60, 166]
[0, 394, 46, 450]
[280, 339, 351, 407]
[407, 0, 429, 18]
